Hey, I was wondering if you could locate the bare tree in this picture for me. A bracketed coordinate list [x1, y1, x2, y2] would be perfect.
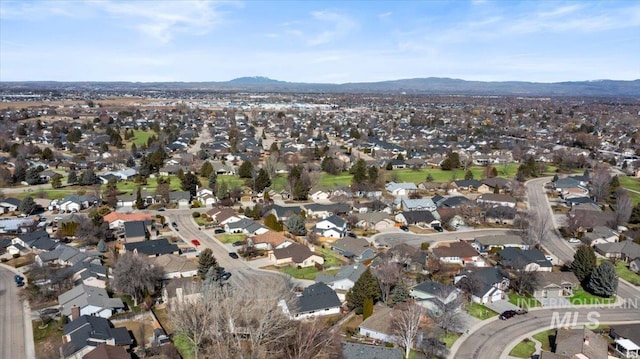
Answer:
[392, 302, 426, 359]
[565, 209, 590, 236]
[526, 209, 550, 247]
[111, 252, 163, 306]
[285, 320, 341, 359]
[372, 256, 401, 304]
[430, 288, 465, 334]
[590, 164, 611, 203]
[169, 287, 217, 359]
[511, 269, 540, 297]
[614, 188, 633, 227]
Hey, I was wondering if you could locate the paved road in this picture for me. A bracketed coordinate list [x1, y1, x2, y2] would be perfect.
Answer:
[0, 265, 34, 359]
[372, 228, 522, 248]
[454, 307, 640, 359]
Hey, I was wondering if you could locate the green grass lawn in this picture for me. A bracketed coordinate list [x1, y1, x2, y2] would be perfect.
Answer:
[619, 175, 640, 192]
[615, 261, 640, 285]
[508, 338, 536, 358]
[532, 329, 555, 351]
[316, 246, 347, 267]
[116, 175, 182, 194]
[509, 292, 541, 309]
[33, 319, 63, 359]
[318, 173, 353, 189]
[279, 266, 339, 280]
[465, 302, 499, 320]
[569, 287, 616, 305]
[172, 333, 195, 359]
[129, 129, 157, 147]
[440, 332, 462, 348]
[216, 233, 247, 244]
[217, 175, 246, 189]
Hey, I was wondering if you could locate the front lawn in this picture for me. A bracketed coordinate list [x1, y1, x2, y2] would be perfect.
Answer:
[316, 246, 347, 267]
[216, 233, 247, 244]
[619, 175, 640, 193]
[33, 319, 63, 359]
[569, 287, 616, 306]
[465, 302, 498, 320]
[508, 338, 536, 358]
[532, 329, 555, 352]
[172, 333, 195, 359]
[217, 175, 246, 189]
[279, 266, 339, 280]
[318, 173, 353, 189]
[509, 292, 541, 309]
[440, 332, 462, 348]
[615, 261, 640, 286]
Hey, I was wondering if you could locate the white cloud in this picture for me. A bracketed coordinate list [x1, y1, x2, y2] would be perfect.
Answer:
[306, 10, 356, 46]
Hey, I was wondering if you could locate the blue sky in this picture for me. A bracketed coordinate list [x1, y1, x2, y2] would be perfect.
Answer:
[1, 0, 639, 83]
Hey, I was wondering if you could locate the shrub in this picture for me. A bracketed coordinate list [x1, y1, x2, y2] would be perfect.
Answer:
[12, 253, 20, 259]
[421, 242, 430, 250]
[192, 212, 201, 218]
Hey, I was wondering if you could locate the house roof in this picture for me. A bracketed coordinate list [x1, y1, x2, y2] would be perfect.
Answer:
[268, 204, 302, 218]
[534, 272, 578, 290]
[123, 221, 147, 238]
[316, 263, 366, 285]
[595, 240, 640, 260]
[498, 248, 552, 269]
[251, 231, 288, 248]
[58, 284, 124, 316]
[0, 197, 21, 207]
[332, 237, 371, 257]
[453, 179, 482, 188]
[440, 195, 470, 208]
[151, 254, 198, 274]
[432, 241, 478, 259]
[610, 324, 640, 348]
[474, 234, 524, 247]
[304, 202, 351, 214]
[103, 212, 152, 224]
[485, 205, 517, 219]
[399, 210, 437, 225]
[401, 198, 436, 210]
[481, 177, 510, 189]
[206, 207, 237, 223]
[456, 267, 508, 298]
[62, 316, 132, 358]
[358, 306, 395, 335]
[554, 327, 607, 359]
[82, 344, 132, 359]
[272, 243, 318, 263]
[123, 238, 179, 256]
[294, 282, 341, 314]
[413, 280, 448, 296]
[385, 182, 418, 192]
[477, 193, 516, 204]
[342, 343, 403, 359]
[321, 214, 346, 228]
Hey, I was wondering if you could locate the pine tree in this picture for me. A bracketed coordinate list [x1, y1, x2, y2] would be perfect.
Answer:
[464, 170, 474, 180]
[587, 261, 618, 297]
[50, 173, 63, 189]
[67, 170, 78, 184]
[198, 248, 219, 279]
[570, 245, 596, 283]
[208, 172, 218, 192]
[391, 280, 411, 305]
[253, 168, 271, 192]
[346, 268, 381, 313]
[286, 214, 307, 236]
[135, 187, 145, 209]
[200, 161, 213, 178]
[363, 298, 374, 320]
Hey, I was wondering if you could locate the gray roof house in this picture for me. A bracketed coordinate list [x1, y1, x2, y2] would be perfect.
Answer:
[58, 284, 125, 319]
[123, 221, 149, 243]
[225, 217, 268, 235]
[316, 263, 366, 300]
[61, 315, 133, 359]
[595, 240, 640, 262]
[280, 282, 341, 320]
[122, 238, 179, 257]
[454, 267, 510, 304]
[473, 235, 529, 252]
[498, 247, 553, 272]
[332, 237, 375, 262]
[342, 343, 403, 359]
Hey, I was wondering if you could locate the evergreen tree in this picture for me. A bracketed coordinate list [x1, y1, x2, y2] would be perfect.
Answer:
[135, 187, 145, 209]
[25, 167, 41, 185]
[181, 172, 201, 197]
[464, 170, 474, 180]
[286, 214, 307, 236]
[363, 298, 374, 320]
[200, 161, 213, 178]
[80, 168, 97, 185]
[238, 161, 254, 179]
[18, 196, 37, 214]
[570, 245, 597, 283]
[126, 156, 135, 168]
[587, 261, 618, 297]
[440, 152, 461, 170]
[391, 280, 411, 305]
[253, 168, 271, 192]
[264, 214, 283, 231]
[197, 248, 219, 279]
[346, 268, 381, 313]
[629, 202, 640, 224]
[208, 172, 218, 191]
[50, 173, 63, 189]
[426, 173, 434, 182]
[67, 170, 78, 184]
[97, 239, 107, 253]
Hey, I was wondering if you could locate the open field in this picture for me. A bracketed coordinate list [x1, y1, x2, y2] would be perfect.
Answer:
[0, 97, 156, 111]
[128, 130, 157, 147]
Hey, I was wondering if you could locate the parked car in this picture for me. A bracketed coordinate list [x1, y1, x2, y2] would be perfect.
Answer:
[232, 240, 246, 247]
[499, 310, 518, 320]
[14, 275, 24, 283]
[40, 308, 60, 316]
[568, 237, 581, 244]
[191, 239, 201, 246]
[158, 208, 166, 212]
[219, 272, 232, 281]
[228, 252, 239, 259]
[214, 228, 225, 234]
[399, 225, 409, 232]
[16, 281, 25, 288]
[433, 226, 444, 232]
[171, 222, 178, 228]
[347, 232, 357, 238]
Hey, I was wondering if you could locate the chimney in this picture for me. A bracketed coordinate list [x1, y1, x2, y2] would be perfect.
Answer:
[584, 336, 590, 346]
[71, 306, 80, 321]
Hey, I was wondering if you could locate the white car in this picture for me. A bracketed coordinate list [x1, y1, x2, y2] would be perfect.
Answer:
[545, 255, 554, 262]
[568, 238, 581, 244]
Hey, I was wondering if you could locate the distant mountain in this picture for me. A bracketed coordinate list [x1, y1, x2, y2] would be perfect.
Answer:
[1, 77, 638, 97]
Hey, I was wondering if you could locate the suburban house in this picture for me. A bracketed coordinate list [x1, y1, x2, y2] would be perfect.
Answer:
[342, 343, 403, 359]
[313, 215, 348, 238]
[161, 277, 202, 305]
[395, 210, 440, 227]
[0, 217, 38, 234]
[581, 226, 619, 246]
[631, 258, 640, 274]
[476, 193, 517, 208]
[0, 197, 21, 213]
[384, 243, 428, 272]
[270, 243, 324, 268]
[280, 282, 341, 320]
[484, 206, 517, 225]
[225, 217, 268, 235]
[316, 263, 366, 301]
[353, 212, 396, 231]
[249, 230, 291, 250]
[595, 240, 640, 262]
[6, 229, 58, 255]
[532, 272, 578, 302]
[400, 198, 437, 212]
[151, 254, 198, 279]
[411, 280, 461, 316]
[385, 182, 418, 197]
[609, 324, 640, 358]
[358, 306, 396, 342]
[451, 179, 482, 192]
[122, 221, 150, 243]
[121, 238, 179, 257]
[478, 177, 511, 193]
[103, 212, 152, 230]
[454, 267, 510, 304]
[539, 327, 608, 359]
[58, 284, 125, 319]
[498, 248, 553, 272]
[304, 202, 351, 219]
[267, 204, 303, 221]
[432, 241, 483, 267]
[61, 314, 133, 359]
[332, 237, 375, 262]
[472, 235, 529, 253]
[82, 344, 132, 359]
[309, 190, 330, 201]
[207, 207, 238, 225]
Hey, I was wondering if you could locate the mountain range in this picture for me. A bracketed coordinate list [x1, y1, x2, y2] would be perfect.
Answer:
[1, 76, 639, 97]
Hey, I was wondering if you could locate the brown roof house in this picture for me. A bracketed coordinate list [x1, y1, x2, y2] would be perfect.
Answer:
[270, 243, 324, 268]
[539, 327, 608, 359]
[432, 241, 484, 267]
[249, 230, 290, 250]
[82, 343, 132, 359]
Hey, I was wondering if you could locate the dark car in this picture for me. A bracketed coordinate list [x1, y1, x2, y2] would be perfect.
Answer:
[41, 308, 60, 316]
[228, 252, 239, 259]
[499, 310, 521, 320]
[220, 272, 232, 281]
[347, 232, 357, 238]
[232, 240, 246, 247]
[433, 226, 444, 232]
[14, 274, 24, 283]
[16, 281, 25, 287]
[171, 222, 178, 228]
[214, 228, 225, 234]
[158, 208, 166, 212]
[399, 225, 409, 232]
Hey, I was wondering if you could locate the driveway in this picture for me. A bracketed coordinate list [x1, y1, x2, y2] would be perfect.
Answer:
[484, 299, 521, 314]
[535, 294, 571, 308]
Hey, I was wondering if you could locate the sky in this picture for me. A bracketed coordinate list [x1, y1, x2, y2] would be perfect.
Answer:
[1, 0, 639, 83]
